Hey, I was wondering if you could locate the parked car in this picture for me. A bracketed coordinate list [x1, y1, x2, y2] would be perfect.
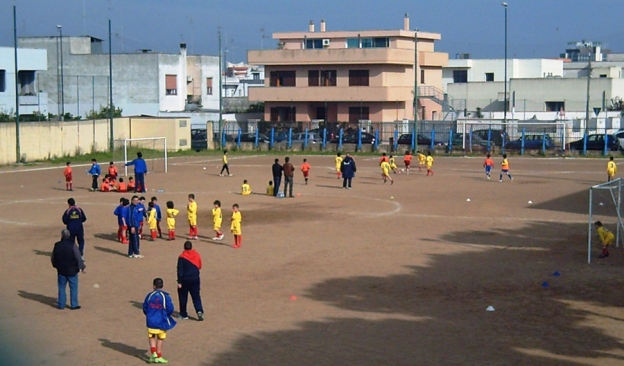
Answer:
[505, 134, 556, 150]
[191, 131, 208, 152]
[292, 132, 320, 144]
[274, 131, 289, 143]
[237, 132, 270, 143]
[330, 132, 376, 144]
[451, 133, 488, 147]
[397, 133, 445, 146]
[472, 129, 503, 147]
[569, 134, 621, 151]
[615, 129, 624, 147]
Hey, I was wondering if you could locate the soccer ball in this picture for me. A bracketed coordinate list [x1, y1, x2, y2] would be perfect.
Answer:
[401, 168, 405, 172]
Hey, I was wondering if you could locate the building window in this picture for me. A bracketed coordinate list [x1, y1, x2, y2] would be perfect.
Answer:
[252, 73, 260, 80]
[600, 74, 607, 78]
[349, 106, 369, 123]
[166, 75, 177, 95]
[270, 107, 296, 121]
[485, 72, 494, 82]
[308, 70, 319, 86]
[309, 70, 337, 86]
[305, 39, 324, 49]
[18, 71, 36, 95]
[359, 37, 389, 48]
[545, 101, 565, 112]
[420, 69, 425, 84]
[206, 77, 213, 95]
[346, 38, 359, 48]
[0, 70, 5, 92]
[453, 70, 468, 83]
[270, 71, 296, 87]
[349, 70, 369, 86]
[361, 38, 373, 48]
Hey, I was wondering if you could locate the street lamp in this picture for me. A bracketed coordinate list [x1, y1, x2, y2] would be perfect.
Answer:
[502, 3, 508, 132]
[57, 25, 65, 121]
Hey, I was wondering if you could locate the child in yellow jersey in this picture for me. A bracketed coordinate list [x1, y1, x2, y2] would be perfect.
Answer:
[219, 150, 232, 176]
[381, 161, 393, 185]
[499, 153, 513, 182]
[241, 180, 252, 195]
[335, 153, 343, 179]
[417, 150, 426, 172]
[425, 152, 434, 176]
[212, 200, 224, 240]
[266, 181, 274, 196]
[607, 156, 617, 182]
[187, 194, 198, 240]
[595, 221, 614, 258]
[389, 155, 399, 174]
[165, 201, 179, 240]
[147, 202, 158, 241]
[230, 204, 242, 248]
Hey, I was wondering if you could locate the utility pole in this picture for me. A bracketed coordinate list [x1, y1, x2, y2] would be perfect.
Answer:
[108, 19, 114, 151]
[218, 28, 223, 132]
[584, 53, 592, 134]
[413, 27, 418, 139]
[57, 25, 65, 120]
[13, 5, 20, 163]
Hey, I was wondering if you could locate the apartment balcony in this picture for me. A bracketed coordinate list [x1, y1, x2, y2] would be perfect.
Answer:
[249, 48, 416, 66]
[249, 86, 413, 102]
[19, 95, 39, 106]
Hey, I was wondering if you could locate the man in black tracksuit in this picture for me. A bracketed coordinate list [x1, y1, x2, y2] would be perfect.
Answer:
[271, 158, 283, 197]
[177, 241, 204, 321]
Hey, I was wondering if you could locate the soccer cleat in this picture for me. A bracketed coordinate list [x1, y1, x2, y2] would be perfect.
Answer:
[228, 174, 233, 177]
[134, 254, 144, 258]
[179, 314, 189, 319]
[128, 254, 135, 258]
[219, 174, 223, 177]
[212, 237, 219, 240]
[391, 180, 394, 185]
[154, 356, 168, 364]
[218, 234, 225, 240]
[197, 311, 204, 321]
[149, 352, 158, 363]
[499, 180, 503, 183]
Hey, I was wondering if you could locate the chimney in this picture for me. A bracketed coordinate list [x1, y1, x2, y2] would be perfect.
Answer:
[180, 42, 187, 56]
[404, 14, 409, 31]
[320, 19, 326, 32]
[309, 21, 315, 32]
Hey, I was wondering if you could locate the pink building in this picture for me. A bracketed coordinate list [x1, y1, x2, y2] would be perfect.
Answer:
[248, 15, 448, 123]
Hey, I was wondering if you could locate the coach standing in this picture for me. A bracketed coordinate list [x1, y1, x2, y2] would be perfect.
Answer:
[177, 241, 204, 321]
[271, 158, 283, 196]
[282, 157, 294, 198]
[340, 153, 357, 189]
[51, 229, 85, 310]
[62, 198, 87, 259]
[128, 195, 145, 258]
[125, 152, 148, 193]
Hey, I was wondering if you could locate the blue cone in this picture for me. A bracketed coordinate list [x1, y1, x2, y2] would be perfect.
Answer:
[542, 281, 549, 288]
[553, 271, 561, 277]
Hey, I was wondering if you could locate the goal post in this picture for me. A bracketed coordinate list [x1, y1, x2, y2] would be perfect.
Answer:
[113, 137, 168, 176]
[588, 178, 623, 263]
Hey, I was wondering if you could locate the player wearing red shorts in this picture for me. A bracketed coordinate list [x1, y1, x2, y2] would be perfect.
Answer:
[300, 159, 311, 185]
[403, 151, 413, 174]
[63, 162, 73, 191]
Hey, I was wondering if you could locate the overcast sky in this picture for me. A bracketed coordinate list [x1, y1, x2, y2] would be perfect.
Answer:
[2, 0, 623, 62]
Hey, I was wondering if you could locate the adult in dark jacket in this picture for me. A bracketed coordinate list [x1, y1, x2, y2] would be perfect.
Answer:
[340, 153, 357, 189]
[282, 157, 295, 198]
[177, 241, 204, 321]
[271, 158, 283, 196]
[62, 198, 87, 257]
[125, 152, 148, 193]
[128, 195, 144, 258]
[51, 229, 86, 310]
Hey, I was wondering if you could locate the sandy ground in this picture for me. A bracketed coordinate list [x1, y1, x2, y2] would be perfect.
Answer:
[1, 154, 624, 366]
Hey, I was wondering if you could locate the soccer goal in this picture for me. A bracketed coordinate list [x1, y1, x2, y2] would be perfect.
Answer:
[587, 178, 624, 263]
[113, 137, 168, 176]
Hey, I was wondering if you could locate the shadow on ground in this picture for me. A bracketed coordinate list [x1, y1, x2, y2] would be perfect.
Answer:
[18, 290, 57, 308]
[93, 245, 128, 257]
[203, 221, 624, 365]
[99, 338, 148, 362]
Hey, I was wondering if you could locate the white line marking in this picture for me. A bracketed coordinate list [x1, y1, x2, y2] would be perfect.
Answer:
[394, 212, 589, 224]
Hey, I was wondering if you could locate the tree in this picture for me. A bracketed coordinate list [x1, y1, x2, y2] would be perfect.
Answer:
[85, 105, 123, 119]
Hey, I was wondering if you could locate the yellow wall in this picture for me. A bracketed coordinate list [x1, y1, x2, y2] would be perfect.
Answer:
[0, 117, 191, 165]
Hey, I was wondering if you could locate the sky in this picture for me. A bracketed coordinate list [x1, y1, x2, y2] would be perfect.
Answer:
[1, 0, 623, 62]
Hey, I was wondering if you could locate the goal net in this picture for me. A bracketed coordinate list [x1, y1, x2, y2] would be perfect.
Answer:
[587, 178, 624, 263]
[112, 137, 168, 176]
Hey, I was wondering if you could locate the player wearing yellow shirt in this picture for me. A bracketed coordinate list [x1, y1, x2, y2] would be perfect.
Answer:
[499, 153, 513, 182]
[389, 155, 399, 174]
[607, 156, 617, 182]
[219, 150, 232, 177]
[212, 200, 224, 240]
[241, 180, 252, 195]
[417, 151, 426, 172]
[147, 202, 158, 241]
[266, 181, 274, 196]
[230, 204, 242, 248]
[425, 152, 434, 176]
[335, 153, 343, 179]
[165, 201, 179, 240]
[187, 194, 198, 240]
[595, 221, 614, 258]
[381, 161, 393, 185]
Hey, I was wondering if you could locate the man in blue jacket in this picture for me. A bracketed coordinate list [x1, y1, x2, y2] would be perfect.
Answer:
[125, 152, 148, 193]
[143, 277, 176, 364]
[62, 198, 87, 258]
[340, 153, 357, 189]
[88, 159, 101, 191]
[128, 195, 145, 258]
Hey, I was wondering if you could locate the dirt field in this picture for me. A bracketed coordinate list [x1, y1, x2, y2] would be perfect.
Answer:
[2, 154, 624, 366]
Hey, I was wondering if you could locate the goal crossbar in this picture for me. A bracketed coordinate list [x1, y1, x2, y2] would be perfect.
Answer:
[588, 178, 623, 263]
[122, 137, 168, 176]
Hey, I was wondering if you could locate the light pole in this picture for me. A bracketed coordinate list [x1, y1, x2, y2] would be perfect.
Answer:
[502, 3, 508, 132]
[57, 25, 65, 121]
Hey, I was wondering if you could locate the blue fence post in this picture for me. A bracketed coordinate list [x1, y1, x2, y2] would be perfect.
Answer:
[357, 129, 362, 151]
[487, 128, 492, 152]
[542, 132, 547, 154]
[322, 128, 327, 150]
[394, 129, 399, 152]
[237, 127, 242, 149]
[338, 128, 343, 151]
[520, 127, 525, 155]
[430, 129, 435, 151]
[254, 129, 259, 149]
[304, 128, 309, 150]
[221, 128, 226, 147]
[288, 128, 293, 149]
[583, 133, 587, 156]
[604, 131, 609, 156]
[411, 127, 416, 152]
[270, 128, 275, 150]
[448, 130, 453, 153]
[502, 131, 506, 155]
[374, 129, 379, 151]
[469, 125, 473, 153]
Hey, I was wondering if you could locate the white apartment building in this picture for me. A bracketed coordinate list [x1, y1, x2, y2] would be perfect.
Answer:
[223, 62, 264, 98]
[0, 47, 48, 116]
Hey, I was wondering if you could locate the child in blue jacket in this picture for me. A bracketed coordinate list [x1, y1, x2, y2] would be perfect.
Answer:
[143, 278, 176, 364]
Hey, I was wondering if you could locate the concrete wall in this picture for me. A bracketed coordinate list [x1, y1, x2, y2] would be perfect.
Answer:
[0, 116, 191, 165]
